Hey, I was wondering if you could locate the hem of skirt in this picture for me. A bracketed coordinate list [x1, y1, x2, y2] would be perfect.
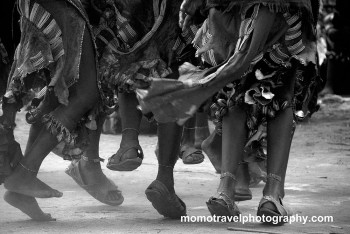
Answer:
[42, 113, 76, 146]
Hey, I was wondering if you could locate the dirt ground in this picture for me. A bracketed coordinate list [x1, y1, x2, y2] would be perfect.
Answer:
[0, 94, 349, 234]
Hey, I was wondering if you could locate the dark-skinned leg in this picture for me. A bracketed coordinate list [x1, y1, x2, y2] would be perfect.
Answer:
[118, 92, 142, 157]
[217, 106, 247, 202]
[4, 28, 99, 198]
[207, 106, 247, 216]
[145, 122, 185, 219]
[2, 96, 57, 220]
[179, 116, 204, 164]
[4, 191, 55, 221]
[201, 115, 251, 201]
[181, 116, 195, 151]
[260, 67, 296, 215]
[107, 92, 143, 171]
[202, 130, 222, 173]
[194, 112, 210, 149]
[75, 113, 123, 204]
[156, 122, 182, 193]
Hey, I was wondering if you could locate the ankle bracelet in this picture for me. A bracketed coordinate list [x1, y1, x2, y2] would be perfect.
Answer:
[220, 172, 236, 181]
[122, 128, 140, 134]
[267, 173, 282, 182]
[195, 126, 209, 129]
[158, 164, 174, 169]
[183, 127, 196, 130]
[19, 162, 38, 173]
[82, 155, 105, 163]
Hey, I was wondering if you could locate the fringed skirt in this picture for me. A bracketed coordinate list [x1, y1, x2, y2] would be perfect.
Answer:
[5, 0, 99, 160]
[137, 3, 324, 163]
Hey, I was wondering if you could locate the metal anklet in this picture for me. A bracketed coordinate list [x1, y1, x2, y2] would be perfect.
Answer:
[19, 162, 38, 173]
[183, 127, 196, 130]
[267, 173, 282, 182]
[158, 164, 174, 169]
[82, 155, 105, 163]
[122, 128, 140, 134]
[220, 172, 236, 181]
[194, 126, 209, 129]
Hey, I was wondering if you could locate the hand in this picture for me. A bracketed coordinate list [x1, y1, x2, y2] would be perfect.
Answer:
[179, 0, 204, 30]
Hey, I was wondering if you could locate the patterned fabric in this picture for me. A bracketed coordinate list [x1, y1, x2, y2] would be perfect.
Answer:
[202, 5, 320, 160]
[4, 0, 101, 161]
[95, 0, 198, 98]
[136, 2, 320, 124]
[42, 113, 89, 160]
[7, 0, 88, 106]
[137, 1, 322, 165]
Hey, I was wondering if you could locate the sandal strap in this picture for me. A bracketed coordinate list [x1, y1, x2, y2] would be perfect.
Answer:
[220, 172, 236, 181]
[82, 155, 105, 163]
[183, 127, 195, 130]
[217, 192, 235, 209]
[267, 173, 282, 182]
[259, 195, 289, 216]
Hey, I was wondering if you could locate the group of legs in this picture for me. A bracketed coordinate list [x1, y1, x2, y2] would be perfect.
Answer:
[1, 0, 318, 226]
[1, 0, 126, 220]
[0, 0, 211, 221]
[107, 91, 209, 172]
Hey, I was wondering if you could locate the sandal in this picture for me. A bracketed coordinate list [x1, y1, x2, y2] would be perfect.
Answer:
[179, 147, 204, 164]
[257, 174, 292, 225]
[145, 180, 186, 219]
[107, 128, 143, 171]
[65, 157, 124, 206]
[206, 172, 241, 219]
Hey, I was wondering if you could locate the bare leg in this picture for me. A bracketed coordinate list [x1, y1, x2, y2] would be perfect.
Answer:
[181, 116, 195, 150]
[259, 65, 297, 217]
[179, 113, 208, 164]
[202, 131, 222, 172]
[207, 106, 247, 216]
[194, 112, 210, 149]
[179, 116, 204, 164]
[145, 122, 186, 219]
[107, 92, 143, 171]
[118, 92, 142, 159]
[217, 106, 247, 202]
[156, 122, 182, 193]
[1, 99, 55, 220]
[71, 114, 124, 205]
[4, 191, 55, 221]
[4, 28, 99, 198]
[201, 116, 251, 201]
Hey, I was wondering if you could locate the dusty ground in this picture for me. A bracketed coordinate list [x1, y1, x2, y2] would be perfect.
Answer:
[0, 94, 349, 234]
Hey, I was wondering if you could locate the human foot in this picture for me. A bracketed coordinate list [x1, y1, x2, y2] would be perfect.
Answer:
[4, 164, 63, 198]
[257, 174, 291, 224]
[4, 191, 56, 221]
[179, 146, 204, 164]
[107, 130, 143, 171]
[145, 180, 186, 219]
[66, 158, 124, 206]
[207, 172, 240, 218]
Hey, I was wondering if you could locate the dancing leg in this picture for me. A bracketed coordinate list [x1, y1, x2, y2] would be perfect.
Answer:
[257, 65, 297, 222]
[4, 28, 99, 198]
[145, 122, 186, 219]
[107, 92, 143, 171]
[207, 106, 247, 216]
